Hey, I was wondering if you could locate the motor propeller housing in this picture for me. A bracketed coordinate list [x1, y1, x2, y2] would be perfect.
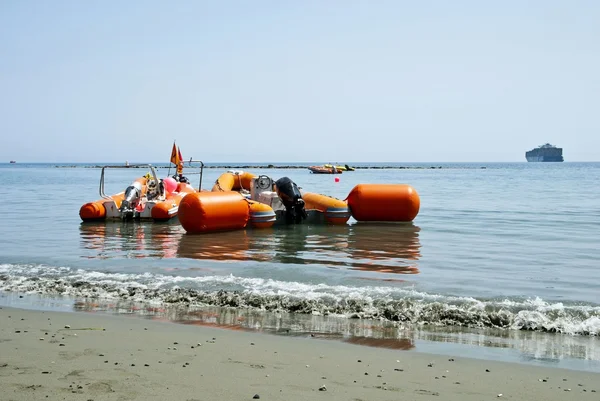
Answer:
[274, 177, 307, 224]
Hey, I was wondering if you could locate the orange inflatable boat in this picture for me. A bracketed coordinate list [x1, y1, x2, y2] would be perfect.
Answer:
[79, 164, 196, 222]
[178, 170, 420, 234]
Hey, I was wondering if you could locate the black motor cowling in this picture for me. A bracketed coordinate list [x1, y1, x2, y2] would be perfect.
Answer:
[274, 177, 307, 224]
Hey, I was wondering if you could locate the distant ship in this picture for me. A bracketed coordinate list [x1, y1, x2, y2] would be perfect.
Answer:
[9, 160, 16, 164]
[525, 143, 563, 162]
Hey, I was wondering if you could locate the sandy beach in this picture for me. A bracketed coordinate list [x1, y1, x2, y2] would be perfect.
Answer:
[0, 306, 597, 400]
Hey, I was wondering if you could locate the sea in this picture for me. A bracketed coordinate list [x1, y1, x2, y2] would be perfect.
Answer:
[1, 161, 599, 372]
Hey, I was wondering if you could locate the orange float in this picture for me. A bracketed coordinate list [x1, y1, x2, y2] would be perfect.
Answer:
[79, 193, 126, 221]
[212, 171, 256, 192]
[150, 182, 197, 221]
[301, 192, 351, 225]
[248, 200, 276, 229]
[179, 191, 250, 234]
[346, 184, 420, 222]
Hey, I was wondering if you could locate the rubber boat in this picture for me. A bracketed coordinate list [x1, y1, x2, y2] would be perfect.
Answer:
[178, 170, 420, 234]
[324, 164, 355, 171]
[308, 165, 343, 174]
[79, 164, 196, 222]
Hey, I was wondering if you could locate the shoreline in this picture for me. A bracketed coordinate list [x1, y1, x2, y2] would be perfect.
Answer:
[1, 305, 598, 400]
[2, 292, 600, 374]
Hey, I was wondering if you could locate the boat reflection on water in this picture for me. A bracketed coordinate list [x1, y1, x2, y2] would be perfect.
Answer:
[176, 229, 269, 262]
[79, 221, 184, 259]
[80, 221, 422, 275]
[346, 222, 421, 275]
[177, 222, 422, 275]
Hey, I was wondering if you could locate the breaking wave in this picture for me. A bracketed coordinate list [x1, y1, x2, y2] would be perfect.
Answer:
[1, 263, 599, 336]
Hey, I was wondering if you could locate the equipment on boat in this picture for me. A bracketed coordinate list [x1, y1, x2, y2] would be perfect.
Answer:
[274, 177, 307, 224]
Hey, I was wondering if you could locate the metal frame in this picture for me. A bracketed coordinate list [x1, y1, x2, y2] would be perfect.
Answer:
[99, 164, 159, 200]
[187, 158, 205, 190]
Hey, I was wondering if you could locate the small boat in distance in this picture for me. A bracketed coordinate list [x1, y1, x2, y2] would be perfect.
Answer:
[9, 160, 16, 163]
[308, 165, 343, 174]
[324, 164, 355, 171]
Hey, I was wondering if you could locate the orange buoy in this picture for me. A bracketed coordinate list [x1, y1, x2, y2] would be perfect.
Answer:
[346, 184, 420, 222]
[79, 201, 107, 221]
[302, 192, 351, 225]
[212, 171, 256, 192]
[79, 194, 125, 222]
[178, 191, 250, 233]
[248, 200, 276, 229]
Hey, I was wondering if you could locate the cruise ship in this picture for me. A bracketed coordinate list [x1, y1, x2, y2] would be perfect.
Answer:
[525, 143, 564, 162]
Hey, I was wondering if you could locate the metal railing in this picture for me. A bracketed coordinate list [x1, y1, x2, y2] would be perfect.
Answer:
[99, 164, 159, 200]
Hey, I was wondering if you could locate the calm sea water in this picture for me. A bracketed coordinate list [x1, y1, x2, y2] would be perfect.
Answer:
[1, 162, 599, 371]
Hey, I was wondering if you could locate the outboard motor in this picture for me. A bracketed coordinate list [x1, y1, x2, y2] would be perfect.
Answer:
[119, 181, 143, 220]
[274, 177, 307, 224]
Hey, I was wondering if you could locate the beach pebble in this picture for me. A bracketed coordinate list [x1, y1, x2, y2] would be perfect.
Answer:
[253, 394, 260, 399]
[321, 376, 326, 379]
[59, 343, 65, 347]
[319, 385, 327, 391]
[42, 371, 50, 374]
[448, 358, 454, 361]
[250, 342, 255, 345]
[144, 364, 149, 367]
[357, 359, 362, 363]
[497, 394, 502, 397]
[64, 325, 70, 329]
[197, 343, 202, 346]
[486, 369, 490, 372]
[306, 365, 310, 368]
[427, 363, 433, 367]
[39, 338, 44, 341]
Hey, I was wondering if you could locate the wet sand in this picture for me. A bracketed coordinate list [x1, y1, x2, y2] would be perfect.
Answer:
[0, 306, 597, 401]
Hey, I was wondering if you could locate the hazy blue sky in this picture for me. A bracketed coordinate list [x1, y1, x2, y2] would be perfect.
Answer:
[1, 1, 598, 162]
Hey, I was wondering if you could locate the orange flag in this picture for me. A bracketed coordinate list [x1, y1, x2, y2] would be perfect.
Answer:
[177, 146, 184, 174]
[170, 142, 180, 166]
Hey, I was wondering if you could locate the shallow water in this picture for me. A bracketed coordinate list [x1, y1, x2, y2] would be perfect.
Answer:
[1, 162, 599, 372]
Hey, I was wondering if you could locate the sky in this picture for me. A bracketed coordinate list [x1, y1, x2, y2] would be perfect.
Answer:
[1, 0, 599, 163]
